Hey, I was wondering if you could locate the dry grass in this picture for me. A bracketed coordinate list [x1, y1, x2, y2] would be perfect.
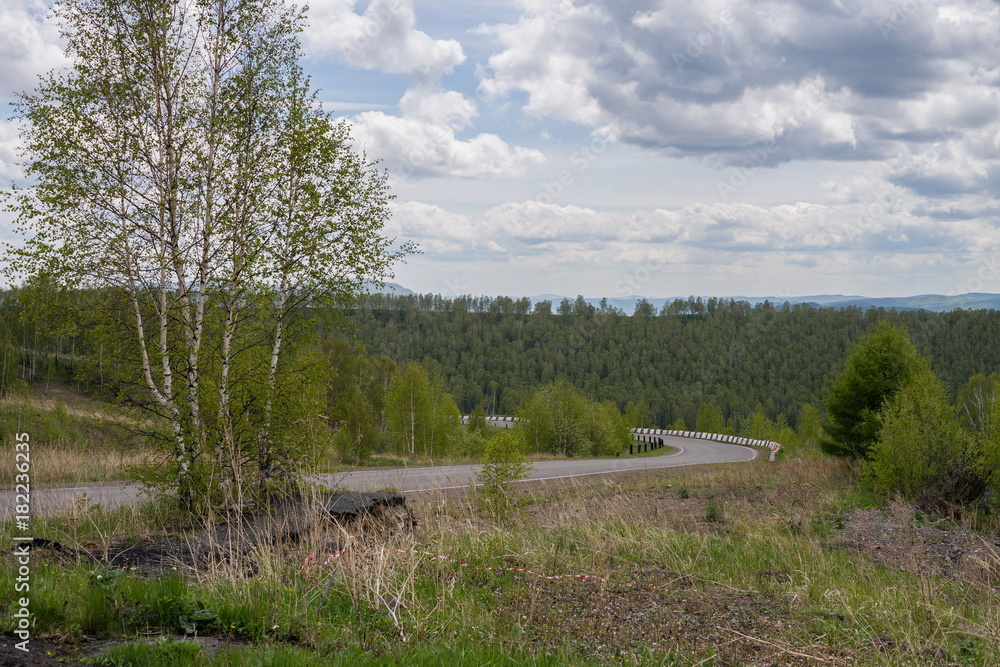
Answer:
[4, 455, 998, 665]
[0, 389, 160, 485]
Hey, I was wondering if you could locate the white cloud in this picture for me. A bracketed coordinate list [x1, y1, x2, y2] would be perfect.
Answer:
[392, 194, 991, 265]
[389, 192, 1000, 297]
[399, 85, 477, 130]
[350, 87, 546, 179]
[305, 1, 545, 180]
[477, 0, 1000, 181]
[0, 0, 66, 103]
[303, 0, 464, 80]
[0, 119, 24, 182]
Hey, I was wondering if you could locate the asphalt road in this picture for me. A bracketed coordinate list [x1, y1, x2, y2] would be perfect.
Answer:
[1, 434, 758, 518]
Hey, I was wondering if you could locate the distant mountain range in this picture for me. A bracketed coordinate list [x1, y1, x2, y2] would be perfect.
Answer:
[531, 293, 1000, 314]
[365, 284, 1000, 314]
[363, 281, 415, 295]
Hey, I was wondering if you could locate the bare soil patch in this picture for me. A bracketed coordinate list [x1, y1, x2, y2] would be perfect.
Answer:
[831, 503, 1000, 585]
[497, 571, 850, 665]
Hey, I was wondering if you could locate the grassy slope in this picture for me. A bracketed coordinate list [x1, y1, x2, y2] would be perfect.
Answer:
[1, 457, 997, 665]
[0, 381, 161, 485]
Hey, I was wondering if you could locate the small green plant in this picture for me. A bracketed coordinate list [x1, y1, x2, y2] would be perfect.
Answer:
[179, 609, 219, 635]
[96, 636, 202, 666]
[678, 486, 690, 499]
[705, 501, 725, 523]
[474, 430, 534, 523]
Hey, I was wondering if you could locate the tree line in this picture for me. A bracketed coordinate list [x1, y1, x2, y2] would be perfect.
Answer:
[327, 292, 1000, 432]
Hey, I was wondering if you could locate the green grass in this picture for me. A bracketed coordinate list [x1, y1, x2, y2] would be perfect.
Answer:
[2, 458, 997, 665]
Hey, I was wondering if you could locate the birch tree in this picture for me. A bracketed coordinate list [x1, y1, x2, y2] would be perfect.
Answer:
[5, 0, 409, 509]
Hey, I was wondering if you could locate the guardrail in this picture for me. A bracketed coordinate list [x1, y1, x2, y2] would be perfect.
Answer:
[460, 416, 783, 460]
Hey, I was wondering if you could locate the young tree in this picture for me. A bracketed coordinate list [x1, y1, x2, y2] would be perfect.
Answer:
[385, 361, 460, 458]
[982, 387, 1000, 510]
[474, 429, 534, 524]
[515, 380, 629, 457]
[624, 399, 650, 429]
[386, 362, 433, 457]
[821, 322, 927, 458]
[864, 369, 979, 505]
[326, 339, 396, 465]
[5, 0, 409, 509]
[956, 373, 1000, 436]
[696, 401, 725, 433]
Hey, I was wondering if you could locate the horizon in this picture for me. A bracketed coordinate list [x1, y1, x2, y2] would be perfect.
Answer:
[372, 284, 1000, 314]
[382, 283, 999, 302]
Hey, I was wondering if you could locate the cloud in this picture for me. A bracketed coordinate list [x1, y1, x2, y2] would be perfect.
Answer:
[304, 1, 545, 179]
[303, 0, 464, 80]
[390, 195, 1000, 297]
[476, 0, 1000, 178]
[0, 0, 67, 103]
[391, 194, 993, 268]
[350, 86, 546, 179]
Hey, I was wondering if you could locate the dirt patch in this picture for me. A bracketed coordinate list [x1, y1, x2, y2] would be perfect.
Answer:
[25, 493, 415, 577]
[0, 639, 93, 665]
[831, 503, 1000, 585]
[497, 570, 850, 665]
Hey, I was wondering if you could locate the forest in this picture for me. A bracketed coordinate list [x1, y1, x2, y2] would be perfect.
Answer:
[4, 284, 1000, 536]
[5, 288, 1000, 463]
[326, 292, 1000, 430]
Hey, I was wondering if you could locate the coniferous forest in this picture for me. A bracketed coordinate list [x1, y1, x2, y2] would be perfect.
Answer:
[6, 289, 1000, 441]
[330, 292, 1000, 431]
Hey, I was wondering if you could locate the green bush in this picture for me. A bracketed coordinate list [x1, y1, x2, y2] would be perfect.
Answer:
[864, 369, 982, 506]
[822, 322, 927, 458]
[515, 380, 630, 457]
[474, 430, 534, 523]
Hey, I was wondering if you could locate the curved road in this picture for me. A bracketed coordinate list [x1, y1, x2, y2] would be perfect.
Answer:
[2, 434, 758, 518]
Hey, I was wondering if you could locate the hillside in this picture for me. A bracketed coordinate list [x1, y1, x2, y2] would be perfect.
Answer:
[338, 294, 1000, 428]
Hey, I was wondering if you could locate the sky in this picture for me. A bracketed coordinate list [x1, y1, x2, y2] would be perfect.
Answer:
[2, 0, 1000, 300]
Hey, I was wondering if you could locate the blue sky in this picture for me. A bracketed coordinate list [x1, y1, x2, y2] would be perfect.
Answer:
[3, 0, 1000, 299]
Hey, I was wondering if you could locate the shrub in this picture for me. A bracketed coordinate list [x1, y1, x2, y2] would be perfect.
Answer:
[864, 369, 984, 507]
[474, 430, 534, 523]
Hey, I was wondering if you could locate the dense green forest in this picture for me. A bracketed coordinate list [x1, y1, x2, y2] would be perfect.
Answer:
[6, 289, 1000, 434]
[4, 287, 1000, 508]
[328, 293, 1000, 430]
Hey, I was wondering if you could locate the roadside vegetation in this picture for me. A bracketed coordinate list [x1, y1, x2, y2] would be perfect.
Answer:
[0, 384, 156, 486]
[2, 456, 998, 665]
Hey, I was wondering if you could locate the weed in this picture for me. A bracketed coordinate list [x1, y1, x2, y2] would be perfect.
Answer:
[94, 636, 202, 666]
[704, 501, 724, 523]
